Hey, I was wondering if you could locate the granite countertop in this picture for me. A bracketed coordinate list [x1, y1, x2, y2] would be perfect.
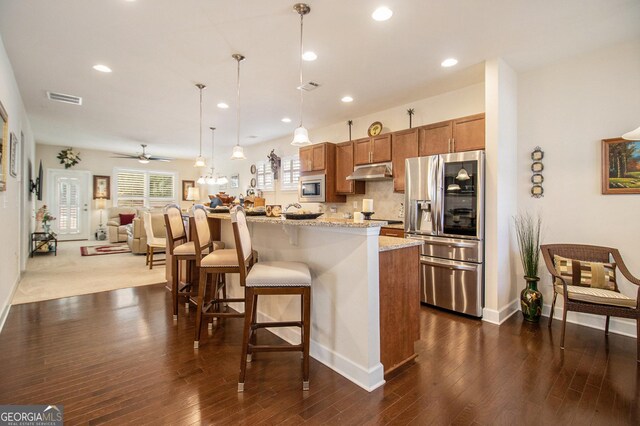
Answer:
[378, 236, 423, 252]
[207, 212, 387, 228]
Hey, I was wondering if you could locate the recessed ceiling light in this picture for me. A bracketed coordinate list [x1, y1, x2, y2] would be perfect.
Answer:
[281, 117, 292, 123]
[217, 102, 229, 109]
[341, 96, 353, 103]
[441, 58, 458, 67]
[372, 6, 393, 21]
[302, 51, 317, 61]
[92, 64, 112, 73]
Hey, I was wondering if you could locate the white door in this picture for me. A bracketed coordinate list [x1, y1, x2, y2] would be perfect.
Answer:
[48, 169, 91, 240]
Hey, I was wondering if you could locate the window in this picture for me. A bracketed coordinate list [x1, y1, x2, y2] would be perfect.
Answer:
[114, 168, 177, 207]
[256, 161, 274, 191]
[280, 155, 301, 191]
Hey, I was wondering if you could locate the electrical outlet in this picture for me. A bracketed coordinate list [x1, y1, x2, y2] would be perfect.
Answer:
[329, 206, 337, 213]
[353, 201, 358, 209]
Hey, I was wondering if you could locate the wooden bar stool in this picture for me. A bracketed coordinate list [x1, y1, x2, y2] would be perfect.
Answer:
[163, 204, 225, 320]
[231, 206, 312, 392]
[191, 205, 254, 349]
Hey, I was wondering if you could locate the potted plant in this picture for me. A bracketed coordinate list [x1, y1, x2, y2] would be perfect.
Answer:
[514, 213, 543, 322]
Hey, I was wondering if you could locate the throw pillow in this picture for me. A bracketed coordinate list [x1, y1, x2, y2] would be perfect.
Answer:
[119, 213, 136, 226]
[553, 255, 617, 291]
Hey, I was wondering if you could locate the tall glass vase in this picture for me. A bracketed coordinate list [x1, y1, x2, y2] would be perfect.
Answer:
[520, 276, 543, 322]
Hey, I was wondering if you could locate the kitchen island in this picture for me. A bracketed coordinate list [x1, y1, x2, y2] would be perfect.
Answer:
[191, 213, 420, 391]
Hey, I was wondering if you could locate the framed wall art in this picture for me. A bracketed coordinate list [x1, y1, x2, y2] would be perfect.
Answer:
[230, 174, 239, 188]
[602, 137, 640, 194]
[93, 175, 111, 199]
[9, 132, 17, 178]
[182, 180, 195, 201]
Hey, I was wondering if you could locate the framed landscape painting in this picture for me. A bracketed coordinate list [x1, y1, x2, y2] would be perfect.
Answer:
[182, 180, 194, 201]
[93, 175, 111, 199]
[602, 137, 640, 194]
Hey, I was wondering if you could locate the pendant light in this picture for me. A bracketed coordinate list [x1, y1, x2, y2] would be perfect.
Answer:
[205, 127, 217, 185]
[622, 125, 640, 141]
[230, 54, 247, 160]
[291, 3, 312, 147]
[194, 83, 207, 167]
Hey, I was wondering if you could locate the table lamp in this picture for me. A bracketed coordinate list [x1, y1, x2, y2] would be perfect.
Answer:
[186, 187, 200, 205]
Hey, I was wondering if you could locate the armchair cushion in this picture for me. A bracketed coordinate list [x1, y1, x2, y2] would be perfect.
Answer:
[554, 255, 617, 291]
[554, 283, 636, 308]
[119, 213, 136, 226]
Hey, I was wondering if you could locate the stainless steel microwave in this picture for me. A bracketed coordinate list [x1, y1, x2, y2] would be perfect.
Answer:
[298, 174, 325, 203]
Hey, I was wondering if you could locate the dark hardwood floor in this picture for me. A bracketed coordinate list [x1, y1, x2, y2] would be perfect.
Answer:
[0, 283, 638, 425]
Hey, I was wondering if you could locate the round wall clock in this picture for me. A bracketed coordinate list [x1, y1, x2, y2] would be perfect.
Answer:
[250, 164, 257, 174]
[367, 121, 383, 137]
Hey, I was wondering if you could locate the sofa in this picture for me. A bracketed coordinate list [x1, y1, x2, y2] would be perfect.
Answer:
[127, 211, 167, 254]
[106, 207, 140, 243]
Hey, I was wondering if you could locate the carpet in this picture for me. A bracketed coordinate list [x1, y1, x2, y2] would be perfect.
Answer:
[80, 243, 131, 256]
[13, 240, 166, 305]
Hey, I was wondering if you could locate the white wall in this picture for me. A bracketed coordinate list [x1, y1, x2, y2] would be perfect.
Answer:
[483, 59, 519, 323]
[36, 144, 202, 237]
[0, 36, 36, 328]
[213, 83, 486, 211]
[518, 40, 640, 336]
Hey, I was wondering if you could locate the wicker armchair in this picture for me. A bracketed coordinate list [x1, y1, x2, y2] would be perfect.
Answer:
[541, 244, 639, 362]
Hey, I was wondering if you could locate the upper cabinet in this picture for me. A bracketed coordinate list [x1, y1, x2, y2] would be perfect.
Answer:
[354, 134, 392, 165]
[391, 128, 419, 193]
[418, 113, 485, 156]
[336, 141, 365, 195]
[299, 142, 346, 203]
[300, 144, 326, 172]
[452, 113, 485, 152]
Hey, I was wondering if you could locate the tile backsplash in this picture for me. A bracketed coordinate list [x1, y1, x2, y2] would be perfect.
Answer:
[326, 180, 404, 220]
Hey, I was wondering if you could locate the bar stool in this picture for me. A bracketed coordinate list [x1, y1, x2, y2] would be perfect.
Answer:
[191, 204, 253, 349]
[163, 204, 225, 320]
[231, 206, 312, 392]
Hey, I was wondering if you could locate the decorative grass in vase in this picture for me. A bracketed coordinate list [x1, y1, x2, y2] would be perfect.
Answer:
[514, 213, 543, 322]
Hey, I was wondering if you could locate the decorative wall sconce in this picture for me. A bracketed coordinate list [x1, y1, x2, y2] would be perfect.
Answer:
[530, 146, 544, 198]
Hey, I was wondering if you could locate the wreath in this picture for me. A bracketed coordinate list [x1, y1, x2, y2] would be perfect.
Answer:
[57, 148, 81, 169]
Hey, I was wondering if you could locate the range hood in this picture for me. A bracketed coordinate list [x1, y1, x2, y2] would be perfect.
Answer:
[346, 162, 393, 181]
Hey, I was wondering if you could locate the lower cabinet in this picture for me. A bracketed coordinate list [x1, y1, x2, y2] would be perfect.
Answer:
[380, 227, 404, 238]
[379, 245, 420, 377]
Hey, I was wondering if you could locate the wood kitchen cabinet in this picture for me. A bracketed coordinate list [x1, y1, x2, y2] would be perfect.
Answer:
[300, 143, 326, 172]
[335, 141, 365, 195]
[391, 128, 419, 192]
[418, 113, 485, 156]
[354, 134, 392, 165]
[380, 227, 405, 238]
[299, 142, 346, 203]
[379, 245, 420, 377]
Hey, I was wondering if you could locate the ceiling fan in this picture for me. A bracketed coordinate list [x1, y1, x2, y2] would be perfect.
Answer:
[111, 144, 172, 164]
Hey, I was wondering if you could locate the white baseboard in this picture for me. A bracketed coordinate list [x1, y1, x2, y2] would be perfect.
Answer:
[542, 303, 637, 338]
[0, 273, 22, 333]
[482, 298, 520, 325]
[254, 309, 385, 392]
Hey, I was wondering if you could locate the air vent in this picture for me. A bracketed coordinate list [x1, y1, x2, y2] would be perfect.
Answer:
[47, 91, 82, 105]
[297, 81, 321, 91]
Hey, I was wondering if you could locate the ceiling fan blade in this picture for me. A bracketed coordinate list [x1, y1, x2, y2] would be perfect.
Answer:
[148, 156, 173, 162]
[110, 154, 138, 159]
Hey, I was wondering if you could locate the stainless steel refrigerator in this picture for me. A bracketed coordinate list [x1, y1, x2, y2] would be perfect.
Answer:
[404, 150, 485, 317]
